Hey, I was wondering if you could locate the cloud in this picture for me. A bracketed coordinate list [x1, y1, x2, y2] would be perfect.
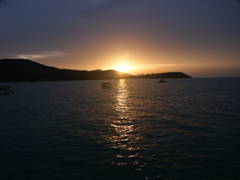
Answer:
[13, 51, 68, 60]
[131, 64, 184, 70]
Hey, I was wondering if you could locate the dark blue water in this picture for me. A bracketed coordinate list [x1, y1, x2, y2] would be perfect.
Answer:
[1, 78, 240, 180]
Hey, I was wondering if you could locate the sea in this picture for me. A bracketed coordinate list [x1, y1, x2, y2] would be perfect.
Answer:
[0, 78, 240, 180]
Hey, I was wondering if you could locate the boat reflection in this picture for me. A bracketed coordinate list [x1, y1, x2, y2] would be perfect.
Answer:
[108, 79, 140, 166]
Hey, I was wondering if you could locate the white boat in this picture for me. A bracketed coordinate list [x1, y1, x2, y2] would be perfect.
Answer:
[101, 81, 111, 88]
[159, 79, 167, 83]
[0, 84, 16, 95]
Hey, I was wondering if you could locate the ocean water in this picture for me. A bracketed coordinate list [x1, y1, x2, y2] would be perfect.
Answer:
[0, 78, 240, 180]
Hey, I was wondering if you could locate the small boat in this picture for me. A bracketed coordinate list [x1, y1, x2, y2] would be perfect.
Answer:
[101, 81, 111, 88]
[159, 79, 167, 83]
[0, 84, 16, 95]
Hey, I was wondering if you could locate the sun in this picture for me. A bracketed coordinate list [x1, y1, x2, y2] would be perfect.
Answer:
[114, 65, 130, 72]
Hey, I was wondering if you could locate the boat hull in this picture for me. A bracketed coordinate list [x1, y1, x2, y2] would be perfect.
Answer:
[0, 85, 16, 95]
[101, 82, 111, 88]
[0, 89, 15, 95]
[101, 85, 111, 88]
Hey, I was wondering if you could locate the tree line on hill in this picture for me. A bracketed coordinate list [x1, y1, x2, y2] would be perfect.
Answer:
[0, 59, 192, 82]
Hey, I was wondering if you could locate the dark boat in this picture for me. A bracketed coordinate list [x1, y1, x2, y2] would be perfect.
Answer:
[101, 81, 111, 88]
[0, 84, 16, 95]
[159, 79, 167, 83]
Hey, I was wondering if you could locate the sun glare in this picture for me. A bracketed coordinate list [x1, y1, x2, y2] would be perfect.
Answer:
[114, 65, 130, 72]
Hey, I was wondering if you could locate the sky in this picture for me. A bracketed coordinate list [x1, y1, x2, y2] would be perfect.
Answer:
[0, 0, 240, 77]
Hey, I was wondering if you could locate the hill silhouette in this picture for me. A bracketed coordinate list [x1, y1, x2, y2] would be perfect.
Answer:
[0, 59, 192, 82]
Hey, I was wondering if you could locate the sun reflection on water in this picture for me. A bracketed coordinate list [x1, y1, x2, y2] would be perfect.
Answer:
[108, 79, 141, 166]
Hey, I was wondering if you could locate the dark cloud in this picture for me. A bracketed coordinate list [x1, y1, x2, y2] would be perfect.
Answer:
[1, 0, 239, 50]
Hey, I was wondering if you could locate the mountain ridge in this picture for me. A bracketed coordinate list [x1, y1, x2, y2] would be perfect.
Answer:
[0, 59, 192, 82]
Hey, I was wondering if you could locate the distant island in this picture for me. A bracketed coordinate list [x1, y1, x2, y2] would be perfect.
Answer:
[0, 59, 192, 82]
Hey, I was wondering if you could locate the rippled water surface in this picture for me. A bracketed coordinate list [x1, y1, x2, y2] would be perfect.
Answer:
[1, 78, 240, 179]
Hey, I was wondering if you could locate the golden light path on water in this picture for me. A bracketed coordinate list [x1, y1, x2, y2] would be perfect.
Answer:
[108, 79, 140, 166]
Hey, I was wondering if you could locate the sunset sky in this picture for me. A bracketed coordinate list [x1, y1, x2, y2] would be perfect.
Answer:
[0, 0, 240, 77]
